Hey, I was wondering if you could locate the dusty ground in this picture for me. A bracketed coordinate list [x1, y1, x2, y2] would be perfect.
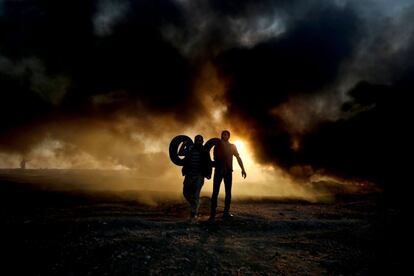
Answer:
[0, 170, 399, 275]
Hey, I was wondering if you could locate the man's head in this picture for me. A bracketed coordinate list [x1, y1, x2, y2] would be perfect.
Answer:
[194, 135, 204, 145]
[221, 130, 230, 142]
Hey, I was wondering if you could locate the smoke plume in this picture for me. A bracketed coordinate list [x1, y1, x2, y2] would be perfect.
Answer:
[0, 0, 412, 200]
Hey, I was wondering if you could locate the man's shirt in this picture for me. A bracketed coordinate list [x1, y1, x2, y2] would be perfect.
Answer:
[214, 141, 239, 173]
[183, 145, 203, 176]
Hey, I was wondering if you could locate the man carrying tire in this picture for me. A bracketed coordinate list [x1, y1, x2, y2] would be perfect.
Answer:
[178, 135, 212, 221]
[209, 130, 247, 221]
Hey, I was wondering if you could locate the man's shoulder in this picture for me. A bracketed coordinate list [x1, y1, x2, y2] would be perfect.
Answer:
[229, 143, 239, 155]
[188, 145, 205, 154]
[184, 144, 194, 154]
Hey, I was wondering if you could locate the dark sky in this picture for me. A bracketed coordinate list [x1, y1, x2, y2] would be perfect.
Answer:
[0, 0, 413, 192]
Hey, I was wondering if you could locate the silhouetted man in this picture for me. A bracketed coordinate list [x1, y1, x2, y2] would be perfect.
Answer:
[210, 130, 246, 221]
[20, 158, 28, 169]
[178, 135, 212, 221]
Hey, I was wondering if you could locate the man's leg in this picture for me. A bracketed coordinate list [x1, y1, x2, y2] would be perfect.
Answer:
[183, 176, 191, 203]
[193, 176, 204, 216]
[210, 170, 223, 219]
[183, 176, 197, 217]
[223, 172, 233, 214]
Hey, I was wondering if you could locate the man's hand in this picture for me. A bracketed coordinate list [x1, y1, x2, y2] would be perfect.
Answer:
[241, 170, 247, 179]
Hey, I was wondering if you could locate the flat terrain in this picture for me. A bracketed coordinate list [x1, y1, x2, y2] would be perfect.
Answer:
[0, 170, 398, 275]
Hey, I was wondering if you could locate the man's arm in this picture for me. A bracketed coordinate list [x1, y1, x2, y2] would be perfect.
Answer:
[233, 145, 247, 178]
[236, 155, 247, 178]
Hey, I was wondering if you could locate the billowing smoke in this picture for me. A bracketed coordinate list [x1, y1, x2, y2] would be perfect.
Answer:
[0, 0, 412, 201]
[212, 0, 413, 195]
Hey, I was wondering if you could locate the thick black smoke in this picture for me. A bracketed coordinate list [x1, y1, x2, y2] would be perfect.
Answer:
[0, 0, 198, 153]
[214, 1, 413, 197]
[215, 4, 360, 167]
[0, 0, 412, 197]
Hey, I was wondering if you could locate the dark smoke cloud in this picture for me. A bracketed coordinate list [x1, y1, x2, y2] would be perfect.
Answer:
[213, 1, 413, 195]
[0, 0, 412, 198]
[215, 3, 360, 165]
[0, 0, 201, 154]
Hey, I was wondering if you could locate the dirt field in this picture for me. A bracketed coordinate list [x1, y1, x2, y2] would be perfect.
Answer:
[0, 170, 399, 275]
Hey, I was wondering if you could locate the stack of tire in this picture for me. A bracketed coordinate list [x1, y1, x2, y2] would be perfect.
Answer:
[169, 135, 220, 166]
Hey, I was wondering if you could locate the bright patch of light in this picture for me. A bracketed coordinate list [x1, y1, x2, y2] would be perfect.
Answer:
[233, 140, 245, 153]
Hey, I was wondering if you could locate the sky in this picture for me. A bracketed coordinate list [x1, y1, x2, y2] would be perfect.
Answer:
[0, 0, 412, 197]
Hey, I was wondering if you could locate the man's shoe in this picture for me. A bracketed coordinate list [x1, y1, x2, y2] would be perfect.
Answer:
[208, 210, 216, 222]
[222, 212, 234, 220]
[189, 213, 198, 224]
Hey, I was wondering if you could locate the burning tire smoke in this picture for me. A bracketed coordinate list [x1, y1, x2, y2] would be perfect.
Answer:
[0, 0, 412, 200]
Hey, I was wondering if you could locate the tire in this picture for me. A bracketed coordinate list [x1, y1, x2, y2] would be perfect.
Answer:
[169, 135, 193, 166]
[204, 138, 220, 165]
